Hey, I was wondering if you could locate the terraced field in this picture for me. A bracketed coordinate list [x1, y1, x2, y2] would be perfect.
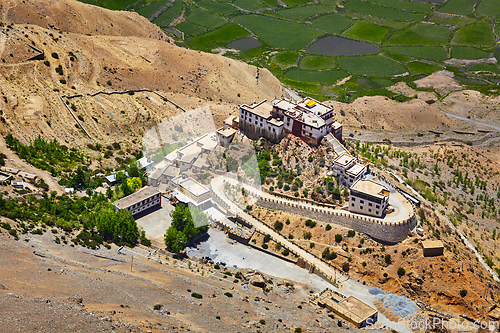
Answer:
[80, 0, 500, 100]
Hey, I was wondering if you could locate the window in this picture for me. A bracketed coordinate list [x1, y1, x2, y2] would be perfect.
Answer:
[352, 198, 355, 201]
[376, 211, 379, 215]
[351, 203, 354, 207]
[368, 209, 372, 212]
[376, 205, 379, 209]
[360, 206, 363, 210]
[360, 200, 364, 204]
[368, 203, 372, 207]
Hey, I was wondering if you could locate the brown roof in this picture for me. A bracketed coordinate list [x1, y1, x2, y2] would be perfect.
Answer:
[113, 186, 160, 209]
[323, 295, 377, 324]
[240, 100, 273, 119]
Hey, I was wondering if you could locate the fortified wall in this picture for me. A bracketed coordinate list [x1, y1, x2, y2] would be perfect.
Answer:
[256, 196, 417, 244]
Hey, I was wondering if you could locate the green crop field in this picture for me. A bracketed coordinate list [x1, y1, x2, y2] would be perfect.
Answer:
[233, 15, 323, 49]
[80, 0, 500, 99]
[175, 21, 206, 35]
[311, 14, 352, 34]
[185, 7, 228, 29]
[406, 61, 443, 75]
[452, 21, 496, 47]
[276, 5, 336, 21]
[366, 0, 432, 12]
[299, 55, 337, 70]
[282, 0, 312, 6]
[233, 0, 263, 11]
[438, 0, 477, 15]
[337, 55, 407, 76]
[451, 46, 491, 59]
[197, 0, 239, 15]
[285, 68, 349, 85]
[136, 0, 171, 18]
[383, 46, 448, 60]
[476, 0, 500, 16]
[189, 23, 249, 50]
[342, 21, 388, 43]
[467, 63, 500, 74]
[344, 1, 426, 21]
[153, 0, 184, 26]
[271, 51, 299, 68]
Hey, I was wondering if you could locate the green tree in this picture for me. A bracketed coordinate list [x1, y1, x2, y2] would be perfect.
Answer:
[164, 204, 208, 253]
[335, 234, 342, 243]
[127, 177, 142, 192]
[164, 226, 187, 253]
[397, 267, 406, 277]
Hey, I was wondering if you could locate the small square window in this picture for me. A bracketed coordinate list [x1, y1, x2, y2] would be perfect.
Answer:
[376, 205, 380, 209]
[368, 203, 372, 207]
[360, 206, 363, 210]
[368, 209, 372, 212]
[352, 198, 355, 201]
[360, 200, 364, 204]
[351, 203, 354, 207]
[376, 211, 379, 215]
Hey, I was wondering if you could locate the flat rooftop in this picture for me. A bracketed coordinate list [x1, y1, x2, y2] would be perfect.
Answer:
[351, 179, 389, 199]
[302, 112, 326, 128]
[196, 132, 218, 151]
[268, 118, 284, 126]
[332, 121, 342, 130]
[336, 296, 378, 324]
[297, 97, 333, 116]
[272, 99, 295, 111]
[162, 164, 180, 177]
[174, 176, 210, 197]
[422, 240, 444, 249]
[148, 166, 165, 180]
[241, 100, 273, 119]
[334, 153, 355, 167]
[346, 162, 366, 176]
[217, 127, 237, 137]
[113, 186, 160, 209]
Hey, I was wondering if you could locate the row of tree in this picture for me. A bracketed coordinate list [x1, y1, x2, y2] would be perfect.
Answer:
[164, 204, 208, 253]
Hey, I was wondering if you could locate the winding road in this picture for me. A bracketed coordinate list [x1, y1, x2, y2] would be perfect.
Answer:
[444, 112, 500, 131]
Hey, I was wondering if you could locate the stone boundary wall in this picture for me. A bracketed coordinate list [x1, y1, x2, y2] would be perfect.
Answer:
[255, 197, 417, 244]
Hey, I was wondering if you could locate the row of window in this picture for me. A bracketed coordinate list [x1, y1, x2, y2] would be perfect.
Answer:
[350, 202, 379, 215]
[351, 197, 380, 209]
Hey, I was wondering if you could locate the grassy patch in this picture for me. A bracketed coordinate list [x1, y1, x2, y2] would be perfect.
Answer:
[383, 46, 449, 60]
[451, 46, 491, 59]
[276, 5, 336, 21]
[452, 21, 496, 47]
[342, 21, 388, 43]
[406, 61, 443, 75]
[356, 77, 394, 89]
[343, 0, 426, 21]
[233, 0, 263, 11]
[366, 0, 433, 12]
[136, 0, 171, 18]
[261, 0, 280, 6]
[384, 52, 413, 62]
[185, 7, 228, 29]
[428, 14, 475, 27]
[299, 55, 336, 70]
[476, 0, 500, 16]
[337, 55, 407, 76]
[285, 68, 349, 84]
[438, 0, 477, 15]
[387, 24, 453, 45]
[153, 0, 184, 26]
[467, 63, 500, 74]
[271, 51, 299, 68]
[189, 23, 249, 50]
[175, 22, 206, 35]
[84, 0, 136, 10]
[387, 30, 438, 45]
[282, 0, 312, 6]
[197, 0, 239, 15]
[233, 15, 323, 49]
[311, 14, 353, 34]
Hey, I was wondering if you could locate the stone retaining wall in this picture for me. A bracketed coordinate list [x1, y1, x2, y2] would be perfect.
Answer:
[256, 197, 416, 244]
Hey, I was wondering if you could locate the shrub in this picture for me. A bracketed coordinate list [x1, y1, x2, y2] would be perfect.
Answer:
[335, 234, 342, 243]
[305, 219, 316, 228]
[274, 221, 283, 231]
[262, 243, 268, 249]
[153, 304, 163, 311]
[460, 289, 467, 297]
[383, 272, 388, 277]
[44, 60, 50, 67]
[325, 224, 332, 231]
[310, 242, 315, 248]
[32, 229, 43, 235]
[224, 292, 233, 297]
[191, 292, 203, 299]
[59, 79, 66, 84]
[384, 254, 391, 264]
[263, 234, 271, 243]
[303, 232, 312, 240]
[397, 267, 406, 277]
[214, 264, 220, 269]
[282, 249, 290, 256]
[259, 319, 266, 325]
[51, 52, 59, 59]
[347, 230, 355, 237]
[295, 328, 302, 333]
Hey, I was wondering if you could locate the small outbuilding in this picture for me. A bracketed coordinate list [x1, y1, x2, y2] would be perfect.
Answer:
[422, 240, 444, 257]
